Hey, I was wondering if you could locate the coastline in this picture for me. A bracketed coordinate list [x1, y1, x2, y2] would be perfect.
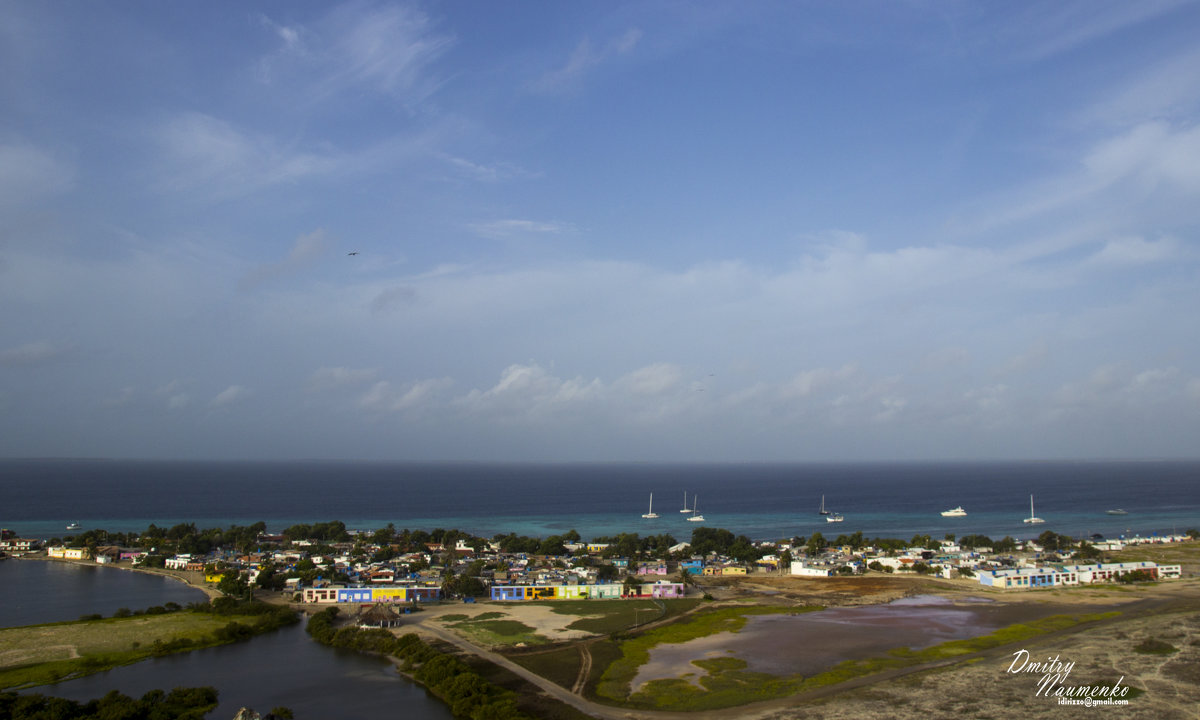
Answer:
[14, 553, 222, 601]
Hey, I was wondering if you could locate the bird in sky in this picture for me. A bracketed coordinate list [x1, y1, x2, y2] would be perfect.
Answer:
[347, 251, 359, 256]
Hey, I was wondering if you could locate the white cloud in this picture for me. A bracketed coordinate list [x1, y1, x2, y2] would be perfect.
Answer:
[468, 219, 575, 239]
[781, 365, 857, 398]
[307, 366, 378, 391]
[443, 155, 537, 183]
[1088, 236, 1180, 266]
[211, 385, 249, 407]
[533, 28, 643, 92]
[359, 377, 452, 412]
[457, 364, 603, 420]
[615, 363, 683, 396]
[0, 341, 68, 367]
[1084, 45, 1200, 126]
[995, 2, 1187, 64]
[259, 3, 452, 104]
[241, 229, 331, 290]
[154, 112, 340, 196]
[1083, 121, 1200, 191]
[0, 142, 74, 210]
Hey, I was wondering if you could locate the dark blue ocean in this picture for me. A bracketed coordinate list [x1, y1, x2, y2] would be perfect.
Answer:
[3, 460, 1198, 543]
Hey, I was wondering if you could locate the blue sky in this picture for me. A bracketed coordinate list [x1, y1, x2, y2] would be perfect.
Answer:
[2, 1, 1199, 461]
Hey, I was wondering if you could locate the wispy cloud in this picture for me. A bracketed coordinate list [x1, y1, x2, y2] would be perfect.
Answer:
[0, 142, 74, 210]
[306, 366, 378, 392]
[467, 219, 576, 239]
[240, 229, 331, 290]
[992, 2, 1188, 64]
[259, 2, 453, 105]
[443, 155, 538, 183]
[0, 341, 69, 367]
[533, 28, 643, 92]
[154, 113, 339, 196]
[211, 385, 250, 407]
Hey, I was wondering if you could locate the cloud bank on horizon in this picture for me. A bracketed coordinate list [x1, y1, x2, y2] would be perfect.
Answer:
[2, 1, 1199, 462]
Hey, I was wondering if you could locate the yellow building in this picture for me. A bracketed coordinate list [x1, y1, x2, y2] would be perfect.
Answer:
[47, 546, 91, 560]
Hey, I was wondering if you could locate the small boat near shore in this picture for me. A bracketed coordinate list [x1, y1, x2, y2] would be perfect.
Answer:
[66, 522, 81, 531]
[1105, 509, 1128, 516]
[941, 506, 967, 517]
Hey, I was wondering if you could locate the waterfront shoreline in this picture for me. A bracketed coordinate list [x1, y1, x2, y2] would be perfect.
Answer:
[13, 553, 222, 601]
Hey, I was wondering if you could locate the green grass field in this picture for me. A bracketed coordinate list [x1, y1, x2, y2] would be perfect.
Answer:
[534, 597, 702, 635]
[0, 615, 232, 667]
[0, 614, 235, 689]
[446, 617, 548, 647]
[0, 605, 295, 690]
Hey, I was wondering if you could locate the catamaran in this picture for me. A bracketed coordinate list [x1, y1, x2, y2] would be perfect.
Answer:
[1023, 494, 1045, 524]
[687, 495, 705, 522]
[642, 493, 659, 519]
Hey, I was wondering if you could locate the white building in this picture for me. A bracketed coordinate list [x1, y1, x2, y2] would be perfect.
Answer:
[790, 562, 834, 577]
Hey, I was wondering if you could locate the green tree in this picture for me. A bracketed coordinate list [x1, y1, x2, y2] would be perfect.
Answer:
[806, 532, 826, 556]
[217, 570, 249, 599]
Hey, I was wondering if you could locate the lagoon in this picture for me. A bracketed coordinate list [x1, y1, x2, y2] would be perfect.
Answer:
[38, 622, 453, 720]
[0, 559, 208, 628]
[2, 559, 453, 719]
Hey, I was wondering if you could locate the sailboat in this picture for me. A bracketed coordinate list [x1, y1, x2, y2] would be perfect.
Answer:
[687, 495, 705, 522]
[818, 495, 830, 516]
[1023, 494, 1045, 524]
[642, 493, 659, 519]
[680, 490, 692, 513]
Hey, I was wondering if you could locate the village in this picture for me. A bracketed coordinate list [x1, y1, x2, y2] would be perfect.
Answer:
[1, 524, 1190, 608]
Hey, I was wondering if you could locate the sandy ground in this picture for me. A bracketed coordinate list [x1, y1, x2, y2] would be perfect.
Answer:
[405, 599, 608, 644]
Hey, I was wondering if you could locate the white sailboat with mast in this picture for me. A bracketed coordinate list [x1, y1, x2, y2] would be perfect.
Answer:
[642, 493, 659, 519]
[680, 490, 692, 513]
[1023, 494, 1045, 524]
[818, 495, 830, 516]
[687, 494, 705, 522]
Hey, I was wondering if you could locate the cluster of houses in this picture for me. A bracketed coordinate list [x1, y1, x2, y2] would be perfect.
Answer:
[790, 533, 1189, 590]
[976, 561, 1181, 588]
[6, 526, 1191, 599]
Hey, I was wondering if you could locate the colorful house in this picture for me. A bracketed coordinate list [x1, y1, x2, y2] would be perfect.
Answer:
[490, 583, 625, 601]
[301, 585, 443, 604]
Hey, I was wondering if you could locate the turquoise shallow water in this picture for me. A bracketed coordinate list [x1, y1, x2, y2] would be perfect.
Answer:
[3, 459, 1197, 542]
